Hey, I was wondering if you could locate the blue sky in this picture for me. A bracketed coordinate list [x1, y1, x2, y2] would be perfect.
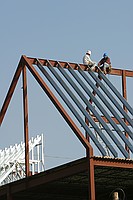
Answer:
[0, 0, 133, 169]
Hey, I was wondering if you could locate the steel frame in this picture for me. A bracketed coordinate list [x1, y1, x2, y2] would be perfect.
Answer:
[0, 55, 133, 200]
[0, 134, 44, 186]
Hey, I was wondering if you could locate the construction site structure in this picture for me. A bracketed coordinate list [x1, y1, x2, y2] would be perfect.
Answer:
[0, 134, 44, 186]
[0, 55, 133, 200]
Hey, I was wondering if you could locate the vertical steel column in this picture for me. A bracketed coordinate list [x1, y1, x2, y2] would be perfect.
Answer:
[122, 70, 129, 155]
[22, 65, 30, 177]
[122, 70, 127, 111]
[85, 106, 90, 157]
[88, 155, 95, 200]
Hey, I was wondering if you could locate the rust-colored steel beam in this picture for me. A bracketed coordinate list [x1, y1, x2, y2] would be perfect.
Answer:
[91, 115, 130, 126]
[88, 157, 95, 200]
[122, 70, 127, 111]
[107, 68, 133, 77]
[0, 157, 133, 197]
[22, 55, 93, 155]
[85, 107, 90, 157]
[93, 157, 133, 168]
[0, 57, 23, 126]
[0, 158, 89, 195]
[22, 65, 30, 177]
[122, 70, 129, 154]
[27, 56, 133, 77]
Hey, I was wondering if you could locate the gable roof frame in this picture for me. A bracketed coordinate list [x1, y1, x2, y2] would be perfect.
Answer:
[0, 55, 93, 177]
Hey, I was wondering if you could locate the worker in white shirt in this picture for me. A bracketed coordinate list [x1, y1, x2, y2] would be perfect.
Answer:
[83, 50, 97, 71]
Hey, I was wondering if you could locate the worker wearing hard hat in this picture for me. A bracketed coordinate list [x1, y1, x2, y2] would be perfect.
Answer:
[83, 50, 97, 70]
[98, 53, 112, 74]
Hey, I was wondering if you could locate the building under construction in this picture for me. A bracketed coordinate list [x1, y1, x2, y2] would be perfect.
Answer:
[0, 55, 133, 200]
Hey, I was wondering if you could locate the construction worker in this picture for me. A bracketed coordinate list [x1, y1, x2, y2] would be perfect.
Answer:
[83, 50, 97, 71]
[98, 53, 112, 74]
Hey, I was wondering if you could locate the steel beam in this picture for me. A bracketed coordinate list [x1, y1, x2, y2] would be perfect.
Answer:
[71, 66, 133, 155]
[22, 65, 30, 177]
[56, 63, 118, 157]
[0, 157, 133, 197]
[26, 56, 133, 77]
[35, 58, 132, 157]
[93, 157, 133, 168]
[0, 57, 23, 126]
[83, 70, 133, 138]
[97, 70, 133, 117]
[88, 157, 95, 200]
[85, 106, 90, 157]
[92, 115, 130, 125]
[122, 70, 130, 154]
[36, 59, 106, 156]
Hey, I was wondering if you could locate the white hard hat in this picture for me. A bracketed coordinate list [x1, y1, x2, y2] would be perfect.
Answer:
[86, 50, 91, 55]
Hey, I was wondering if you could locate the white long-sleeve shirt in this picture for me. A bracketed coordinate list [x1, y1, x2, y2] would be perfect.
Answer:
[83, 54, 95, 65]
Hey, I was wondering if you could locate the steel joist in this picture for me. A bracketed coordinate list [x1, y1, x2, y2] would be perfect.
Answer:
[36, 59, 133, 158]
[36, 59, 107, 156]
